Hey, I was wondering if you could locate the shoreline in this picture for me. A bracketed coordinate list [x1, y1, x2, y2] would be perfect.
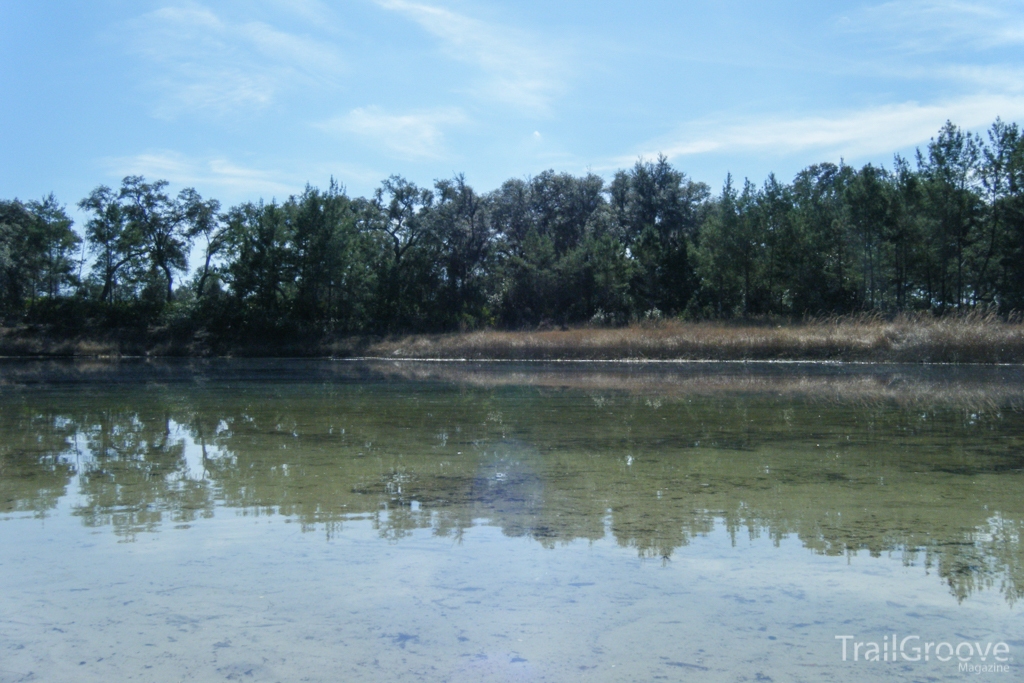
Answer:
[4, 315, 1024, 364]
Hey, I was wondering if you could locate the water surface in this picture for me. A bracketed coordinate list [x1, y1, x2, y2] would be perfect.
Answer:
[1, 360, 1022, 681]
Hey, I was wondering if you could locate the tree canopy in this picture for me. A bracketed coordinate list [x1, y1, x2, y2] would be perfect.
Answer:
[5, 119, 1024, 336]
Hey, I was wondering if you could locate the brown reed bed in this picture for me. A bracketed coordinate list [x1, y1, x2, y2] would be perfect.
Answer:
[342, 313, 1024, 364]
[3, 313, 1024, 363]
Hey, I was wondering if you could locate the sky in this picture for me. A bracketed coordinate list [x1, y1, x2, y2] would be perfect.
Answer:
[2, 0, 1024, 219]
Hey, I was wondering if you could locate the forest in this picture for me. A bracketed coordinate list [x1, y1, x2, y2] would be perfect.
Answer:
[2, 119, 1023, 343]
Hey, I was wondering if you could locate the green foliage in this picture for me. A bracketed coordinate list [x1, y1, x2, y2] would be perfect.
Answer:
[0, 195, 81, 320]
[216, 181, 380, 335]
[431, 175, 494, 329]
[691, 175, 759, 317]
[686, 120, 1023, 317]
[79, 176, 211, 305]
[611, 156, 709, 315]
[981, 119, 1024, 309]
[118, 176, 192, 302]
[8, 118, 1024, 339]
[916, 122, 985, 310]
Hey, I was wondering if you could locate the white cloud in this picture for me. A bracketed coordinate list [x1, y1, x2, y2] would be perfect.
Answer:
[105, 151, 298, 198]
[623, 94, 1024, 165]
[318, 106, 468, 160]
[375, 0, 564, 113]
[857, 0, 1024, 51]
[127, 3, 346, 117]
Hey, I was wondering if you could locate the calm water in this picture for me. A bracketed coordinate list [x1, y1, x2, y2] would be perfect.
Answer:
[1, 359, 1022, 682]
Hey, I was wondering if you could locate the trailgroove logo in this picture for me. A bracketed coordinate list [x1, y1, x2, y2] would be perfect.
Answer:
[836, 635, 1012, 672]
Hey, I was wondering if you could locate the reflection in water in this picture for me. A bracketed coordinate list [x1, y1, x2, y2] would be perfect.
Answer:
[1, 359, 1024, 607]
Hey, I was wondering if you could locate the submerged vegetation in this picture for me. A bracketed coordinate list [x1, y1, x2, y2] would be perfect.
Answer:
[3, 119, 1024, 358]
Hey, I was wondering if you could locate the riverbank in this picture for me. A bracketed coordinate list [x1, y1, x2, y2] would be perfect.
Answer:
[2, 314, 1023, 363]
[345, 315, 1024, 364]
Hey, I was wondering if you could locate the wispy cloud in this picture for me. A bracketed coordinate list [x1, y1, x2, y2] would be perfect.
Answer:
[621, 94, 1024, 166]
[375, 0, 564, 112]
[935, 64, 1024, 92]
[318, 106, 468, 160]
[126, 3, 346, 117]
[105, 151, 298, 198]
[856, 0, 1024, 51]
[263, 0, 338, 28]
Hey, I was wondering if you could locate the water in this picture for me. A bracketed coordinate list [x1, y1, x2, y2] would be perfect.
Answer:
[1, 359, 1022, 682]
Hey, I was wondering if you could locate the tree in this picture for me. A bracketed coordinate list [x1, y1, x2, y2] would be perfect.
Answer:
[180, 188, 222, 299]
[8, 116, 1024, 337]
[529, 170, 605, 257]
[488, 171, 611, 326]
[980, 119, 1024, 309]
[888, 155, 927, 310]
[79, 185, 142, 303]
[0, 200, 32, 315]
[692, 175, 762, 316]
[431, 175, 493, 329]
[288, 180, 375, 331]
[0, 196, 80, 314]
[556, 209, 633, 324]
[221, 201, 292, 327]
[845, 164, 893, 310]
[917, 122, 983, 310]
[370, 176, 437, 330]
[118, 176, 194, 302]
[611, 156, 709, 315]
[754, 173, 792, 312]
[787, 162, 856, 314]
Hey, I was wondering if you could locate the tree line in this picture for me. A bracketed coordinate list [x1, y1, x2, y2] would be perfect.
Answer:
[2, 118, 1023, 338]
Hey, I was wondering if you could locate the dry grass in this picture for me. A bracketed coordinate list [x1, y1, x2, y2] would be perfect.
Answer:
[347, 313, 1024, 364]
[0, 327, 193, 358]
[4, 313, 1024, 363]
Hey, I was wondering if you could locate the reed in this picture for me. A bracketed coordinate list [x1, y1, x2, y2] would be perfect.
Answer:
[347, 313, 1024, 364]
[4, 312, 1024, 363]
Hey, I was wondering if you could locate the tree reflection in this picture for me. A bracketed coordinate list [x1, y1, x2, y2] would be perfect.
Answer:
[0, 400, 78, 516]
[2, 361, 1023, 603]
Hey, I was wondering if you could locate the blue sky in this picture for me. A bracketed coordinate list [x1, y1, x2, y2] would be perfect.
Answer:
[3, 0, 1024, 217]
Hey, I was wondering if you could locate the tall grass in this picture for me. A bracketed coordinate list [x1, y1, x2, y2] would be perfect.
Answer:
[4, 312, 1024, 363]
[345, 313, 1024, 364]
